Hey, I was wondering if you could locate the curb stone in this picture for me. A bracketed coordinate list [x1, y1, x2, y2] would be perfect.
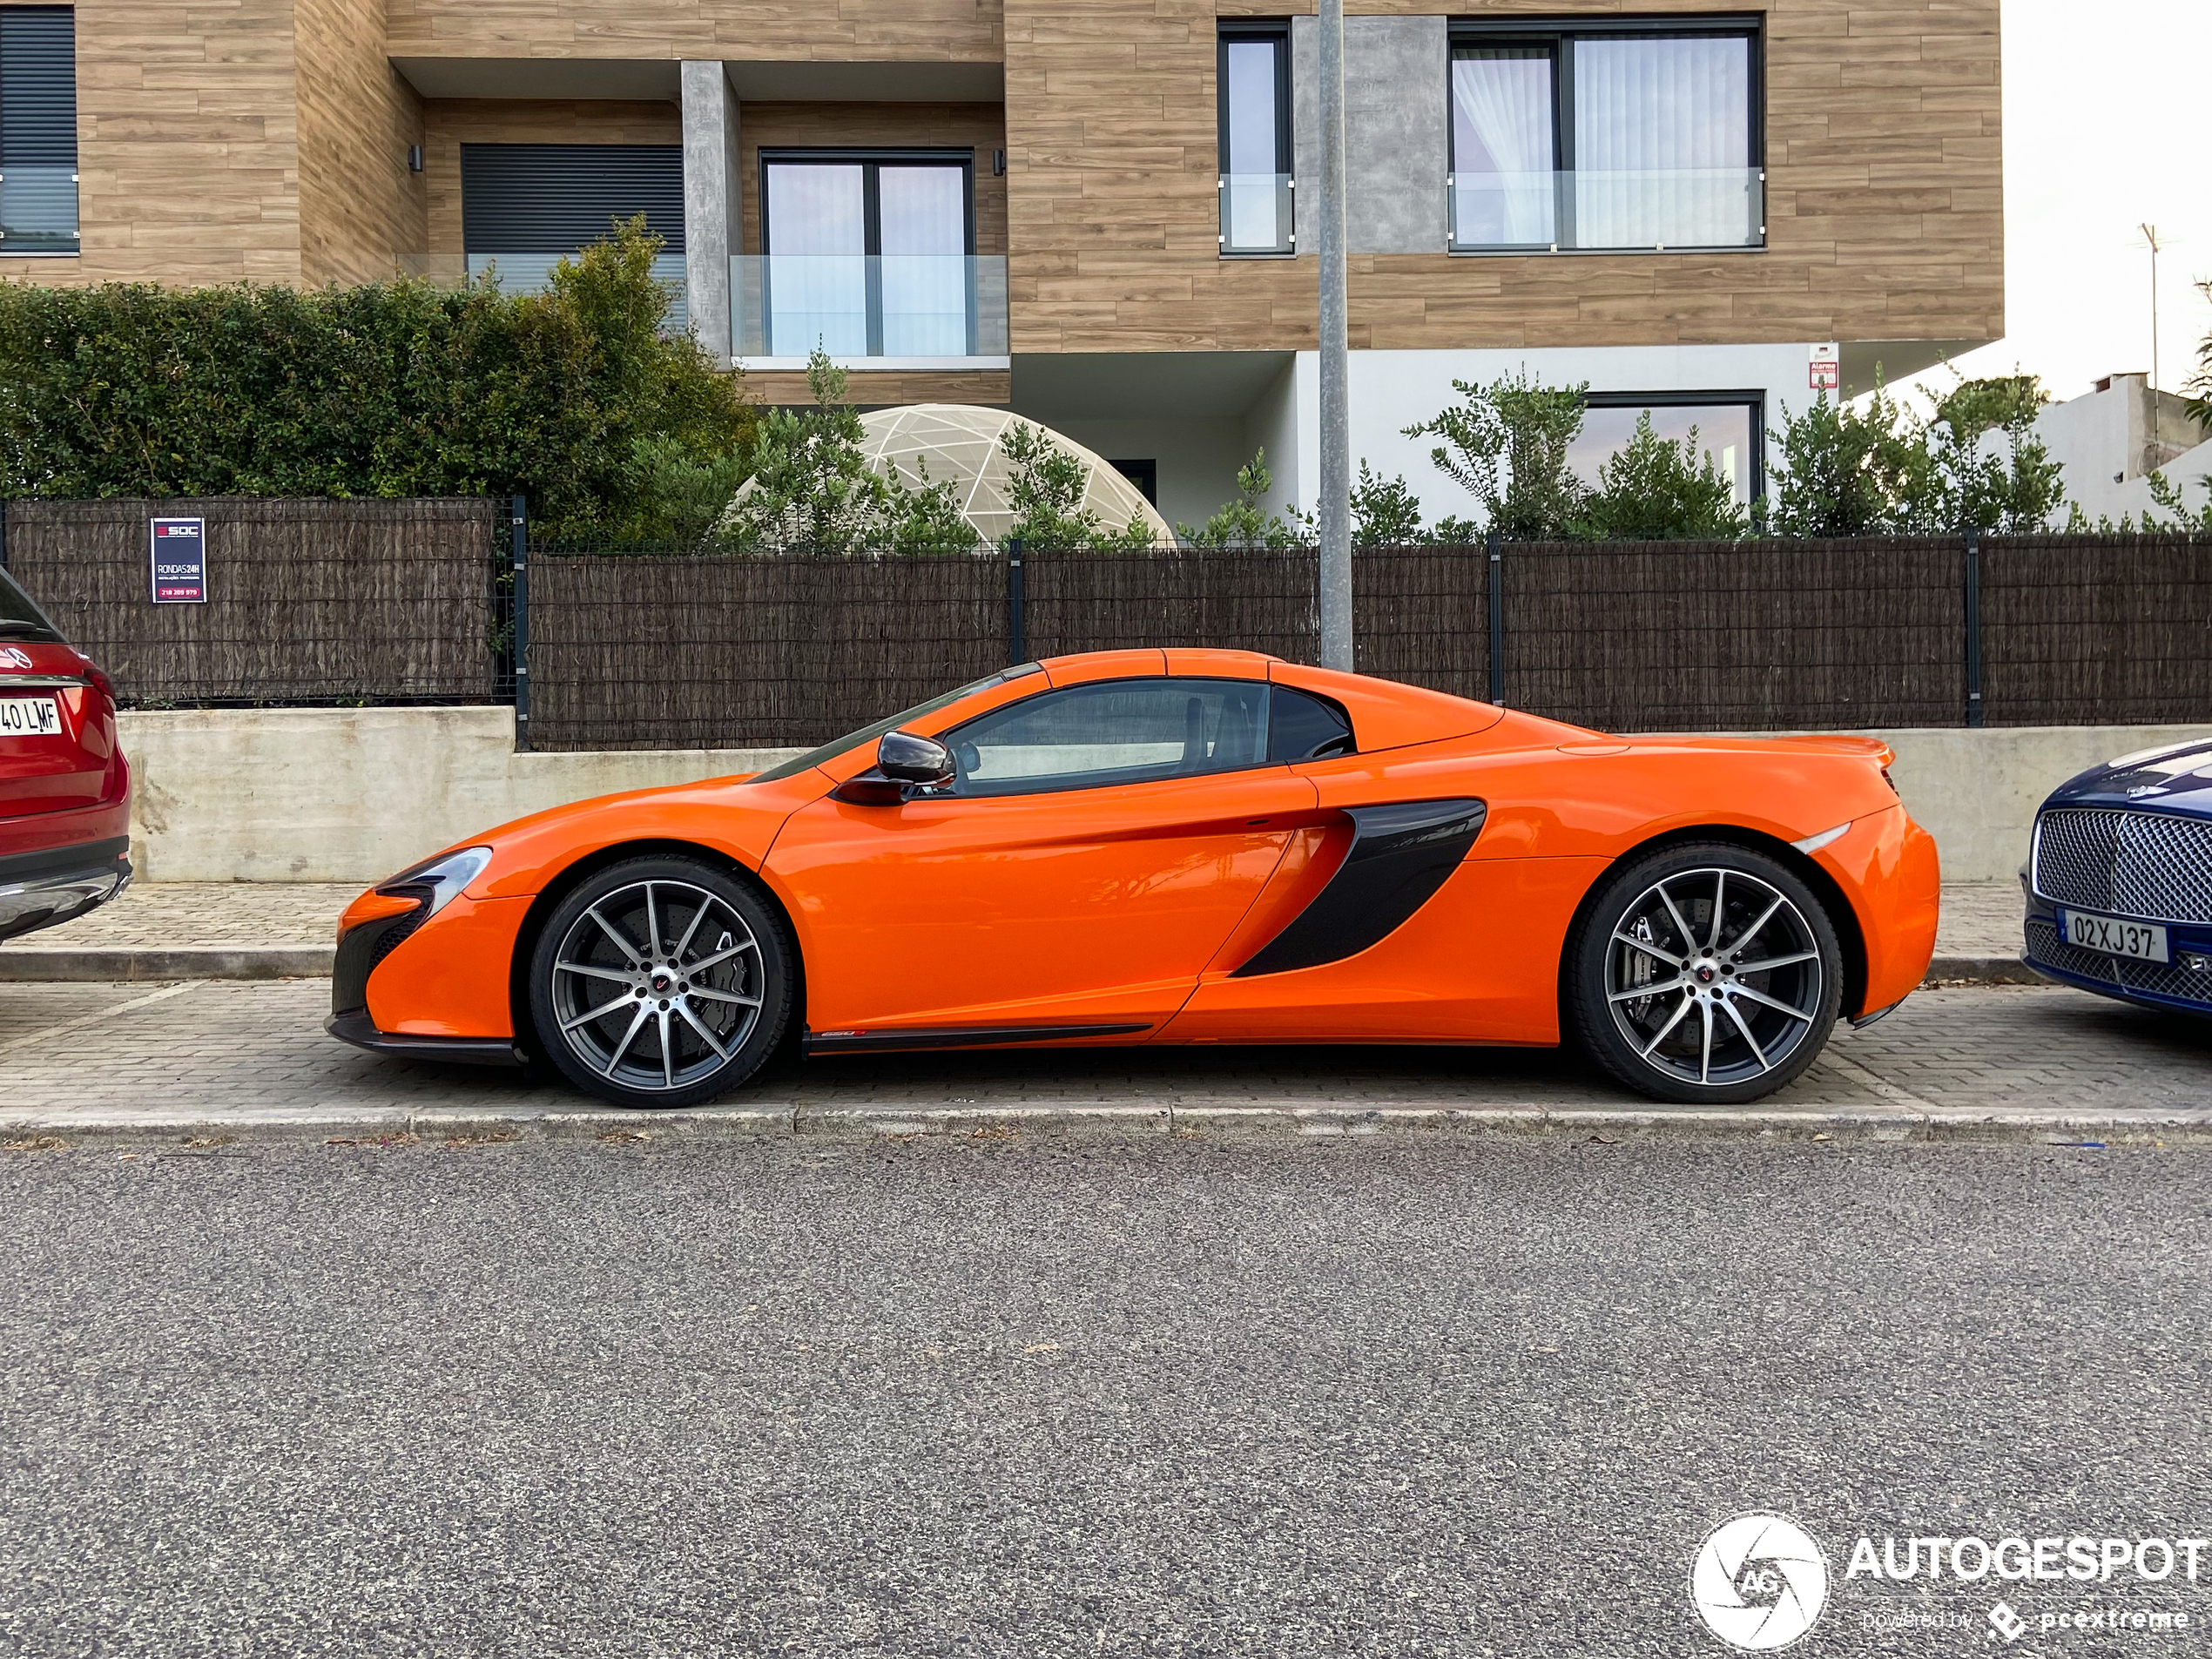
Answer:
[6, 1101, 2209, 1150]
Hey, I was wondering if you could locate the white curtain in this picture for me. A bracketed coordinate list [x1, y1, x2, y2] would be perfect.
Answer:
[765, 163, 867, 355]
[1450, 51, 1556, 246]
[879, 165, 969, 355]
[1572, 36, 1753, 249]
[1223, 39, 1287, 252]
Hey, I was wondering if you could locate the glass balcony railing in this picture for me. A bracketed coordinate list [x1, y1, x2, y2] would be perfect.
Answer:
[465, 251, 690, 331]
[734, 254, 1008, 361]
[1449, 168, 1764, 253]
[1219, 172, 1294, 255]
[0, 166, 79, 256]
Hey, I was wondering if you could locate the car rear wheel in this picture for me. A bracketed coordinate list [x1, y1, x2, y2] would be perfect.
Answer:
[1568, 843, 1843, 1105]
[528, 856, 792, 1109]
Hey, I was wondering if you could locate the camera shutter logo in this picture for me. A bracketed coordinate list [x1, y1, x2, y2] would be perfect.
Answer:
[1689, 1513, 1830, 1650]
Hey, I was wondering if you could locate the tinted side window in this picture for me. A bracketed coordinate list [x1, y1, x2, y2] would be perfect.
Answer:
[0, 568, 64, 642]
[948, 678, 1270, 797]
[1268, 686, 1354, 762]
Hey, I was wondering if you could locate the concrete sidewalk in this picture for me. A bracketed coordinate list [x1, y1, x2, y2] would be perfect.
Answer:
[0, 880, 2033, 983]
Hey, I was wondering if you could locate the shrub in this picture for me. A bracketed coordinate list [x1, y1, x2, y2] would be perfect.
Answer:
[1178, 450, 1312, 549]
[1574, 413, 1749, 541]
[717, 352, 974, 554]
[998, 422, 1157, 551]
[0, 219, 752, 539]
[1350, 462, 1427, 546]
[1402, 371, 1588, 540]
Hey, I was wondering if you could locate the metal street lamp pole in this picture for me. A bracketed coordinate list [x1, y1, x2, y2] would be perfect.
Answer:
[1315, 0, 1352, 671]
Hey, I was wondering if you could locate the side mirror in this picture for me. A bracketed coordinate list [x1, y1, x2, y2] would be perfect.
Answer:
[878, 730, 955, 786]
[831, 729, 955, 805]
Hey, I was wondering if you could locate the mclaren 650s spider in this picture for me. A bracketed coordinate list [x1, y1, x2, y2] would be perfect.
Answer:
[329, 650, 1939, 1109]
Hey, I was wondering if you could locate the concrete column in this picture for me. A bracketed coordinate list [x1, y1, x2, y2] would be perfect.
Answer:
[680, 60, 740, 363]
[1292, 17, 1450, 256]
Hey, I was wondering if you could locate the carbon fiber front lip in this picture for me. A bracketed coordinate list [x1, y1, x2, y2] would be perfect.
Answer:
[325, 1009, 526, 1068]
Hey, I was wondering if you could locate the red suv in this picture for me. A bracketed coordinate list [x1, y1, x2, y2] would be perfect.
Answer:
[0, 565, 131, 941]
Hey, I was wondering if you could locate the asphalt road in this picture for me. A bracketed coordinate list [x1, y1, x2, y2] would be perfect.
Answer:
[4, 1137, 2209, 1657]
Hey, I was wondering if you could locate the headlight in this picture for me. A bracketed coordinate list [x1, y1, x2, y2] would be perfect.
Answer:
[375, 846, 494, 921]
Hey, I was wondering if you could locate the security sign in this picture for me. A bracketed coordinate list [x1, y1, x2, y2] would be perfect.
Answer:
[1808, 342, 1840, 393]
[150, 517, 207, 604]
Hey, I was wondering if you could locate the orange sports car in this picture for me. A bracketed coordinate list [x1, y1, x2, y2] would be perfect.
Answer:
[328, 650, 1939, 1109]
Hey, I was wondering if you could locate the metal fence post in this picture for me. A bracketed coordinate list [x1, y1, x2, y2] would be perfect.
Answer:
[1486, 529, 1505, 706]
[510, 493, 531, 753]
[1007, 536, 1026, 664]
[0, 500, 9, 571]
[1962, 524, 1983, 729]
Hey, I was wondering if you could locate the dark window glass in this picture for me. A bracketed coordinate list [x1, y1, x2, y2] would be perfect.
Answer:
[948, 678, 1271, 797]
[1268, 686, 1354, 762]
[1570, 396, 1763, 504]
[760, 152, 974, 356]
[747, 664, 1042, 784]
[0, 7, 79, 257]
[1217, 24, 1292, 254]
[0, 567, 64, 641]
[1449, 24, 1760, 253]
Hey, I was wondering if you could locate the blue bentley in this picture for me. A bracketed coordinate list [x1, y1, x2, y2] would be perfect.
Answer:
[2023, 738, 2212, 1015]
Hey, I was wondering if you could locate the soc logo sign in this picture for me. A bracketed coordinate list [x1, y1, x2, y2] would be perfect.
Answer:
[1689, 1513, 1831, 1649]
[150, 516, 207, 604]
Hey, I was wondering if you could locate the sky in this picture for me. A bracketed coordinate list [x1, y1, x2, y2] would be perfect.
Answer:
[1884, 0, 2212, 414]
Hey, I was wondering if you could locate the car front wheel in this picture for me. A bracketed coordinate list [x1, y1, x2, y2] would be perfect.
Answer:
[529, 856, 792, 1109]
[1568, 842, 1844, 1105]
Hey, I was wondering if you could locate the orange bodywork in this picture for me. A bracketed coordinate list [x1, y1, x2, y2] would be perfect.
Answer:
[344, 650, 1941, 1052]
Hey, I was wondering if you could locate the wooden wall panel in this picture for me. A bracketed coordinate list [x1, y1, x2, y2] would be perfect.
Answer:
[296, 0, 428, 284]
[0, 0, 307, 287]
[736, 103, 1007, 256]
[386, 0, 1002, 64]
[1003, 0, 2003, 354]
[744, 368, 1011, 406]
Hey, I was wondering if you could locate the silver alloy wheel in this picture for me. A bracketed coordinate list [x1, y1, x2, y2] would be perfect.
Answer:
[548, 880, 764, 1093]
[1603, 867, 1825, 1088]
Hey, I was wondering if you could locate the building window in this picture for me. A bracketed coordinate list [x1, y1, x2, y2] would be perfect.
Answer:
[460, 144, 687, 326]
[1217, 23, 1292, 256]
[1449, 20, 1762, 253]
[759, 151, 975, 357]
[1569, 393, 1764, 503]
[0, 7, 78, 257]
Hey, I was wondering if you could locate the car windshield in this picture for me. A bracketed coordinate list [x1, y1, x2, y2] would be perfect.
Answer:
[747, 664, 1044, 783]
[0, 568, 64, 643]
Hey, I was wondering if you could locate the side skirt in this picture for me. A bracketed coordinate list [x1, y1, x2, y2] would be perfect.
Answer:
[805, 1022, 1152, 1055]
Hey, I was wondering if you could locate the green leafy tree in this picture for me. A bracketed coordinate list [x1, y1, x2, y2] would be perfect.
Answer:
[717, 351, 979, 553]
[1350, 462, 1427, 546]
[1925, 410, 2067, 534]
[1931, 373, 2049, 440]
[1574, 414, 1750, 540]
[1764, 387, 1939, 536]
[0, 218, 753, 539]
[2184, 280, 2212, 436]
[1178, 449, 1312, 549]
[997, 421, 1157, 550]
[1402, 371, 1588, 540]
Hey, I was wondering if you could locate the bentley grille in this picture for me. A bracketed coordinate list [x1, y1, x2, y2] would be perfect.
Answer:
[2032, 807, 2212, 924]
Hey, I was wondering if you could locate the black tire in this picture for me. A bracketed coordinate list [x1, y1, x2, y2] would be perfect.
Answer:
[528, 855, 793, 1109]
[1568, 841, 1843, 1105]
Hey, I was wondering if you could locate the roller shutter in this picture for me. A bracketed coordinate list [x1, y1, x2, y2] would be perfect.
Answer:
[460, 144, 685, 253]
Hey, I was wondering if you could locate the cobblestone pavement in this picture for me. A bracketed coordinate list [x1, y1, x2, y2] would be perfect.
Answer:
[1, 977, 2203, 1135]
[9, 880, 2027, 957]
[2, 882, 356, 949]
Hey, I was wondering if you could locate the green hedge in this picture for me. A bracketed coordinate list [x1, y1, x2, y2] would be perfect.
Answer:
[0, 223, 752, 538]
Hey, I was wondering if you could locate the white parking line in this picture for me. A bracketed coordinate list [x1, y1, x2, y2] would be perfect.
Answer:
[0, 981, 206, 1059]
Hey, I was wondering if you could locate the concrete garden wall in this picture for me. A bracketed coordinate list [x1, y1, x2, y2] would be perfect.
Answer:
[118, 706, 2212, 887]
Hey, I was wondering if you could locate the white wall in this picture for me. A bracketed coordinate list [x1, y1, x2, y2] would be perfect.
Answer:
[2010, 374, 2212, 524]
[117, 706, 2212, 887]
[1041, 415, 1254, 532]
[1283, 342, 1821, 523]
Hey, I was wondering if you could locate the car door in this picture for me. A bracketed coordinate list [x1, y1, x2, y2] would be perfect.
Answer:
[766, 674, 1319, 1038]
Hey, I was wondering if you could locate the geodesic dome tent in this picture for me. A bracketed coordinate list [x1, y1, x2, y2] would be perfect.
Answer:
[857, 405, 1177, 549]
